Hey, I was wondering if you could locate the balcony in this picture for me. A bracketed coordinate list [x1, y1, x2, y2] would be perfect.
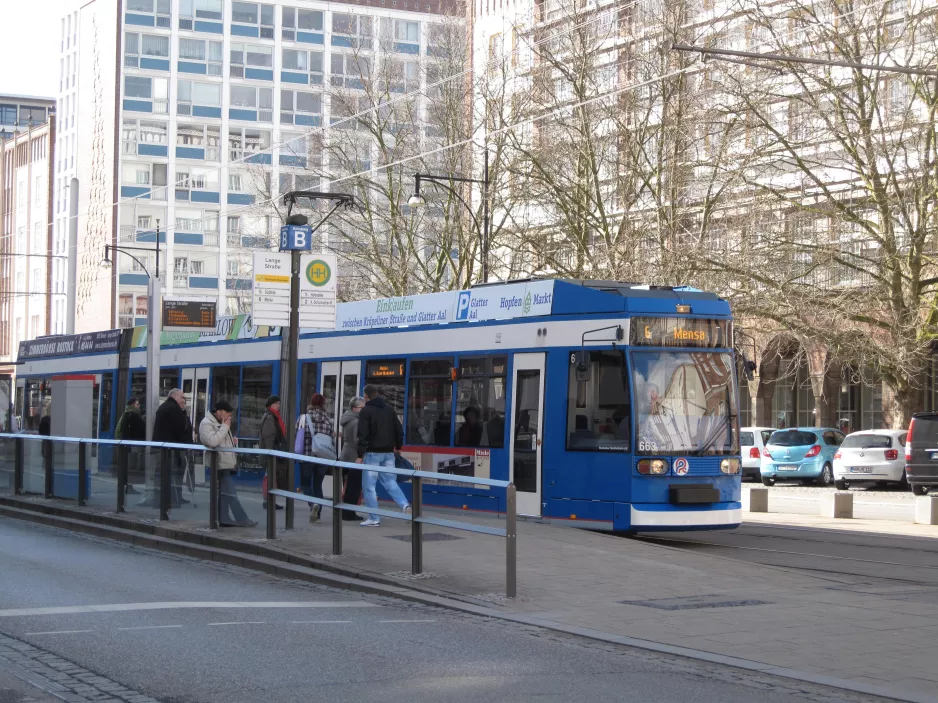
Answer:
[153, 99, 169, 115]
[173, 273, 189, 289]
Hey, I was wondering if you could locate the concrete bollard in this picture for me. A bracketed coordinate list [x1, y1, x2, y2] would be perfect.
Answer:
[821, 491, 853, 519]
[748, 487, 769, 513]
[914, 496, 938, 525]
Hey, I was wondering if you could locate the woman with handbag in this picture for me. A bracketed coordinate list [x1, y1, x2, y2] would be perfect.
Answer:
[297, 393, 335, 522]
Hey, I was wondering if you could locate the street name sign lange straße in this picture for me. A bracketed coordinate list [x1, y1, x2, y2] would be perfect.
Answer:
[252, 251, 291, 327]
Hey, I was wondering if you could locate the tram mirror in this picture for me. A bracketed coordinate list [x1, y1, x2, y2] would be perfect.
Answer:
[572, 350, 591, 381]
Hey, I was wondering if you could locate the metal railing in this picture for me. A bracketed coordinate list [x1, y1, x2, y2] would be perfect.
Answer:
[0, 433, 517, 597]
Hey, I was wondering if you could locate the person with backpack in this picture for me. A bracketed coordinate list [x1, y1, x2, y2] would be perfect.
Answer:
[356, 384, 410, 527]
[115, 397, 145, 495]
[297, 393, 335, 523]
[259, 395, 288, 510]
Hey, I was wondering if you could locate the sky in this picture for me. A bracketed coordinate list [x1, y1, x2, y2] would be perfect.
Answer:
[0, 0, 77, 99]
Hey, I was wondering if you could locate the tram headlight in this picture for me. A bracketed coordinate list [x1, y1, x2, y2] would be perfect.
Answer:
[637, 459, 669, 475]
[720, 458, 741, 475]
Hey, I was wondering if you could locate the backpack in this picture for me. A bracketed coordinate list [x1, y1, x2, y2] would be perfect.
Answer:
[115, 411, 128, 440]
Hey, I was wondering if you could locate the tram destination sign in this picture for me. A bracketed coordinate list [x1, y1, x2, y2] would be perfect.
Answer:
[162, 299, 217, 331]
[631, 317, 730, 349]
[17, 328, 123, 361]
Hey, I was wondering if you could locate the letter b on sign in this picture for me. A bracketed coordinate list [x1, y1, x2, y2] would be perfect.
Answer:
[279, 225, 313, 251]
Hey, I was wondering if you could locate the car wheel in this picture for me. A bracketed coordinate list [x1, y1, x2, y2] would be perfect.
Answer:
[912, 484, 928, 496]
[761, 477, 775, 487]
[835, 479, 848, 491]
[899, 471, 909, 488]
[817, 463, 834, 487]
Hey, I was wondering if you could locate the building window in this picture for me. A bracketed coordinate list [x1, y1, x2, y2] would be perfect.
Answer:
[395, 20, 419, 43]
[124, 75, 153, 98]
[229, 127, 271, 160]
[179, 0, 223, 20]
[282, 7, 323, 38]
[232, 2, 274, 27]
[331, 13, 373, 49]
[330, 54, 371, 88]
[282, 49, 324, 83]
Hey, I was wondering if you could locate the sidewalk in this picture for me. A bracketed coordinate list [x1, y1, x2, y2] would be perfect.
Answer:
[4, 487, 938, 703]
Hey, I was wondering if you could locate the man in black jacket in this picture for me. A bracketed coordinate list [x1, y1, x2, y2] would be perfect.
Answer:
[356, 384, 410, 527]
[146, 389, 191, 508]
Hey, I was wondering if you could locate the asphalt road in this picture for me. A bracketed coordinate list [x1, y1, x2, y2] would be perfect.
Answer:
[0, 519, 904, 703]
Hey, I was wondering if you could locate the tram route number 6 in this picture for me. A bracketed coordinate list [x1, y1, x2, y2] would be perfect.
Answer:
[280, 225, 314, 251]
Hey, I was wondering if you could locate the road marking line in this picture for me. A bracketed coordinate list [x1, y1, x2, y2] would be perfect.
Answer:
[291, 620, 352, 624]
[378, 619, 436, 623]
[117, 625, 184, 631]
[0, 601, 379, 617]
[24, 630, 93, 636]
[207, 622, 267, 626]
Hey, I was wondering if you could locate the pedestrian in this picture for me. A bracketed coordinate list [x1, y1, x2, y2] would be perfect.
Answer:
[38, 405, 51, 463]
[298, 393, 335, 522]
[200, 399, 256, 528]
[259, 395, 287, 511]
[338, 396, 365, 521]
[150, 388, 190, 509]
[356, 384, 410, 527]
[115, 397, 145, 494]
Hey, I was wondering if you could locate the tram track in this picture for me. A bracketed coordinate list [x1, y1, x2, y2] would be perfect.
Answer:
[630, 525, 938, 590]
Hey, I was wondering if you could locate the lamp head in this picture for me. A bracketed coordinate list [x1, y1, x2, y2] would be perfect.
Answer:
[407, 194, 426, 208]
[99, 246, 112, 269]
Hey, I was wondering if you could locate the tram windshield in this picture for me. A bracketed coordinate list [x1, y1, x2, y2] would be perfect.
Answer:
[632, 351, 738, 455]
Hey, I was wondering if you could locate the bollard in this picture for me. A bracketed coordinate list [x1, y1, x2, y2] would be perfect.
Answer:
[506, 483, 517, 599]
[116, 445, 127, 513]
[821, 491, 853, 519]
[748, 487, 769, 513]
[159, 448, 172, 521]
[914, 495, 938, 525]
[266, 455, 276, 540]
[43, 439, 53, 498]
[77, 442, 87, 506]
[208, 451, 219, 529]
[411, 476, 423, 575]
[13, 436, 23, 495]
[332, 463, 342, 556]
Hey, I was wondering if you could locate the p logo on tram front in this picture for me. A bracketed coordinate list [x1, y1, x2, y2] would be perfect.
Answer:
[674, 458, 689, 476]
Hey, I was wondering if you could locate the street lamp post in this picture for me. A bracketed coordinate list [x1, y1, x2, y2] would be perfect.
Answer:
[409, 152, 490, 283]
[100, 221, 162, 441]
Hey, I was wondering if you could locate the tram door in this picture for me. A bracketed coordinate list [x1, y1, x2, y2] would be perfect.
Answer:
[320, 361, 361, 454]
[509, 353, 546, 517]
[181, 367, 210, 483]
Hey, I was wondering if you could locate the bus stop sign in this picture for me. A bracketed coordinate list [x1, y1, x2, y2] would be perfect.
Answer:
[279, 225, 314, 251]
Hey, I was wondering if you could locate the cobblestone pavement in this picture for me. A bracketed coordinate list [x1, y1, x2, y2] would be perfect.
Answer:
[0, 634, 160, 703]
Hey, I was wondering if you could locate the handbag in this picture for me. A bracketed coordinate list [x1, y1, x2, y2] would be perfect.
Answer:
[311, 432, 337, 461]
[294, 417, 306, 455]
[395, 453, 415, 483]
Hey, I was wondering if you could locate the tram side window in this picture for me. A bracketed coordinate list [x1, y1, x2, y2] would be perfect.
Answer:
[407, 358, 453, 446]
[365, 359, 406, 424]
[212, 366, 241, 432]
[239, 364, 273, 439]
[455, 356, 507, 448]
[300, 362, 317, 409]
[160, 368, 179, 399]
[566, 351, 630, 452]
[100, 376, 113, 436]
[24, 378, 45, 432]
[130, 371, 147, 417]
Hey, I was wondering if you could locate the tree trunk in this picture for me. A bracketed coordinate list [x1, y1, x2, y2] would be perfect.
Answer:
[885, 381, 916, 430]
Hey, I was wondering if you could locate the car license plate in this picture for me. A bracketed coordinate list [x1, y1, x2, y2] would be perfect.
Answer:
[778, 465, 798, 471]
[849, 467, 873, 473]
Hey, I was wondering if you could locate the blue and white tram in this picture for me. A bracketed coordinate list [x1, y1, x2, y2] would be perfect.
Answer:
[14, 278, 743, 531]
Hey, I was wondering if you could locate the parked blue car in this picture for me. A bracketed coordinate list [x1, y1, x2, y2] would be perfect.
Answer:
[760, 427, 845, 487]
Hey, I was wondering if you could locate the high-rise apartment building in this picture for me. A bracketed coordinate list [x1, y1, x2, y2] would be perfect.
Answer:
[65, 0, 458, 333]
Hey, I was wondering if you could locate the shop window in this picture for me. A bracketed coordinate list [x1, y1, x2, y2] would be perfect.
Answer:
[455, 356, 507, 448]
[407, 358, 453, 446]
[566, 350, 630, 451]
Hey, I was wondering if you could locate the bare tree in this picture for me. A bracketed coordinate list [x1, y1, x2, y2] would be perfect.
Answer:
[710, 0, 938, 426]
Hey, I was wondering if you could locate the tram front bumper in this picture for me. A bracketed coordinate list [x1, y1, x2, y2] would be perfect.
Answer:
[628, 502, 742, 530]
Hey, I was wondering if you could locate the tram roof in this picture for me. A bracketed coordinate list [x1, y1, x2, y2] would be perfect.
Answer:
[17, 279, 730, 361]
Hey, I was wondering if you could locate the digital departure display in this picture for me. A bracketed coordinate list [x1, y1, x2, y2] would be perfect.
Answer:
[163, 300, 217, 331]
[366, 359, 405, 379]
[630, 317, 730, 349]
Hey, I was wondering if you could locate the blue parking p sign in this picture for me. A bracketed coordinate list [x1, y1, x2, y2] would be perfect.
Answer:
[279, 225, 314, 251]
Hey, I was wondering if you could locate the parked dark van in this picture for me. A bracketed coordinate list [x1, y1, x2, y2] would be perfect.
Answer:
[904, 413, 938, 495]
